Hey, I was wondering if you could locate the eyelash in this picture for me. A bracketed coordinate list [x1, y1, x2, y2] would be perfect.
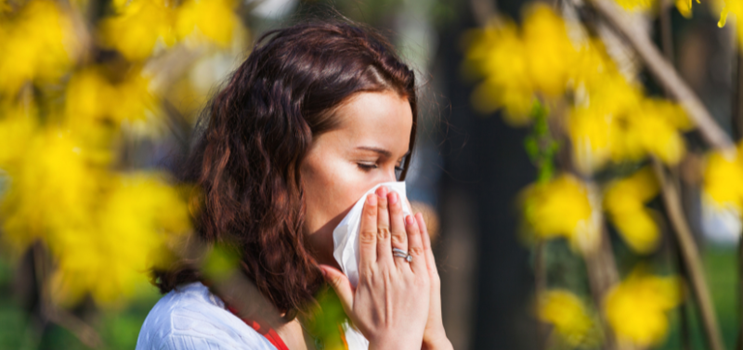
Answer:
[357, 163, 404, 172]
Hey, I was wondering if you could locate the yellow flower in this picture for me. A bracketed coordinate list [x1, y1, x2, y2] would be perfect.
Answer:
[570, 40, 616, 90]
[0, 0, 79, 94]
[568, 105, 613, 174]
[465, 19, 534, 123]
[569, 73, 645, 174]
[718, 0, 743, 27]
[613, 0, 697, 15]
[0, 124, 190, 306]
[633, 99, 690, 165]
[112, 68, 159, 124]
[176, 0, 238, 47]
[522, 4, 576, 98]
[717, 0, 743, 50]
[675, 0, 698, 18]
[703, 145, 743, 213]
[603, 167, 661, 253]
[48, 173, 191, 306]
[464, 5, 579, 124]
[65, 68, 118, 124]
[569, 73, 689, 174]
[100, 0, 178, 60]
[522, 175, 600, 253]
[605, 267, 682, 347]
[614, 0, 654, 12]
[65, 66, 159, 134]
[538, 290, 597, 348]
[0, 102, 37, 168]
[1, 128, 107, 253]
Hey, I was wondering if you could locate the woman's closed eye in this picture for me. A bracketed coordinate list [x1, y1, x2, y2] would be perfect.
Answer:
[357, 162, 404, 172]
[357, 162, 377, 171]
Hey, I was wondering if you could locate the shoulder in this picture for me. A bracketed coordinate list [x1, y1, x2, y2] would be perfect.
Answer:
[136, 282, 276, 350]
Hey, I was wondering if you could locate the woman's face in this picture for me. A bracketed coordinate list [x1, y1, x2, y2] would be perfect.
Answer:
[300, 91, 413, 267]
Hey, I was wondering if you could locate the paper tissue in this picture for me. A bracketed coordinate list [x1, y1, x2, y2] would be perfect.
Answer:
[332, 181, 412, 288]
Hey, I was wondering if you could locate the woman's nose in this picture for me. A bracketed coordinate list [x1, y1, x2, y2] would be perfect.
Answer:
[380, 167, 398, 183]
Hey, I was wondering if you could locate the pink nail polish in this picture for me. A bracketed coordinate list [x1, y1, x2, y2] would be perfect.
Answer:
[389, 191, 398, 204]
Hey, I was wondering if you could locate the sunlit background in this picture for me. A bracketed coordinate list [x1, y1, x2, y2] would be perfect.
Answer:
[1, 0, 743, 349]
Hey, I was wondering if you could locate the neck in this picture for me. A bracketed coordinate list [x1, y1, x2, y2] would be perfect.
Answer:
[276, 317, 316, 350]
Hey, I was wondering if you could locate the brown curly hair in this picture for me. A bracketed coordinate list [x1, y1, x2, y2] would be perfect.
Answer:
[153, 21, 418, 318]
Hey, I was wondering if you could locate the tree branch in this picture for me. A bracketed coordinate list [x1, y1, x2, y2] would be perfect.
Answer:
[652, 161, 726, 350]
[589, 0, 734, 151]
[731, 43, 743, 350]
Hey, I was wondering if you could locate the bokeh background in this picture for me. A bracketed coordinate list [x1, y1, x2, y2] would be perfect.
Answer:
[1, 0, 743, 349]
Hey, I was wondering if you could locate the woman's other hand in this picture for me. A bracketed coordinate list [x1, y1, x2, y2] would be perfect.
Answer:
[416, 212, 454, 350]
[319, 186, 430, 349]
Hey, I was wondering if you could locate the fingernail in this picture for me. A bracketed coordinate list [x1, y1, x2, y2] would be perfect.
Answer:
[406, 215, 415, 226]
[380, 186, 388, 196]
[366, 194, 377, 206]
[389, 191, 398, 204]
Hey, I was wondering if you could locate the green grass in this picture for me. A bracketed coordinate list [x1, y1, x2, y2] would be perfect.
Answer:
[659, 245, 739, 350]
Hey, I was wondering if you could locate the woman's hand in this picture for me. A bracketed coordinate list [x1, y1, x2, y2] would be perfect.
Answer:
[415, 212, 453, 350]
[319, 186, 430, 349]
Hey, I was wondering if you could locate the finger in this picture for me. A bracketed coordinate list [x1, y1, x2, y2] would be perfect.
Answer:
[358, 193, 378, 272]
[319, 265, 354, 316]
[405, 214, 427, 274]
[375, 186, 392, 263]
[387, 190, 408, 266]
[416, 213, 439, 276]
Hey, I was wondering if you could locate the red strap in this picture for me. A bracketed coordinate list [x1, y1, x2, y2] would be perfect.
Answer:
[226, 306, 289, 350]
[338, 323, 349, 349]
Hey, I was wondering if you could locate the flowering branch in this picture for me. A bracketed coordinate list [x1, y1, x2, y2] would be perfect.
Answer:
[589, 0, 734, 151]
[584, 1, 729, 349]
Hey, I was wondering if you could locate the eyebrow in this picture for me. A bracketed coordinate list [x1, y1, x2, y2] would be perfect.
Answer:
[356, 146, 410, 160]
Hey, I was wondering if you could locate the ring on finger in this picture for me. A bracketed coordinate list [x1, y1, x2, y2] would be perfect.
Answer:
[392, 248, 413, 263]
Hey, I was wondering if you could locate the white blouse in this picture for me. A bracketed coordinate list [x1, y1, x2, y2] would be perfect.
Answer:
[135, 282, 276, 350]
[136, 281, 369, 350]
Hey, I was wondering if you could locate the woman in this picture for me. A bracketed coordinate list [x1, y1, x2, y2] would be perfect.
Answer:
[136, 20, 452, 350]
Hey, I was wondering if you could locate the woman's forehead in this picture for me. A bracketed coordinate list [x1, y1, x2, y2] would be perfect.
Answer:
[331, 91, 413, 154]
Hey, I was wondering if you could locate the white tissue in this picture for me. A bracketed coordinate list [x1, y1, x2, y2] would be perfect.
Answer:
[332, 181, 412, 287]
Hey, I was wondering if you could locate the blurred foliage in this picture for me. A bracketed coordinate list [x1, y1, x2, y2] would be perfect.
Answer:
[0, 0, 460, 348]
[464, 4, 693, 175]
[303, 287, 350, 350]
[0, 0, 251, 347]
[464, 2, 743, 349]
[524, 101, 559, 183]
[0, 256, 162, 350]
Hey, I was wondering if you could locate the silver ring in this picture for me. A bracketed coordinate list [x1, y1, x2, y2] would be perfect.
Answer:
[392, 248, 413, 262]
